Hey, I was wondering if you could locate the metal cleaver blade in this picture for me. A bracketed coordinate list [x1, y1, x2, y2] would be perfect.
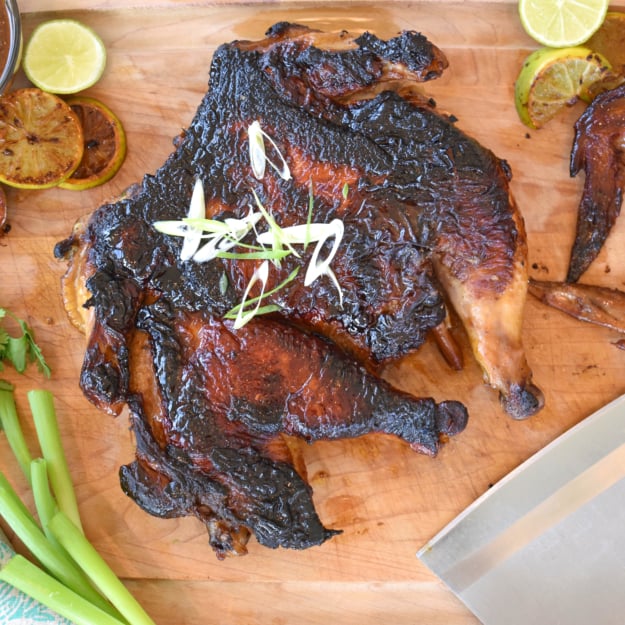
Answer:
[417, 393, 625, 625]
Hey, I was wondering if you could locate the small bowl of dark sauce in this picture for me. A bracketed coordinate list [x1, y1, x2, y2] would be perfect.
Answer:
[0, 0, 21, 94]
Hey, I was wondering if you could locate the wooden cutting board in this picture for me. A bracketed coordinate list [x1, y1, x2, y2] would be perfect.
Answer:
[2, 2, 625, 623]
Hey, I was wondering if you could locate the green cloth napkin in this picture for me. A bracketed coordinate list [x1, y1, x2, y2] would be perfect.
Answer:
[0, 526, 72, 624]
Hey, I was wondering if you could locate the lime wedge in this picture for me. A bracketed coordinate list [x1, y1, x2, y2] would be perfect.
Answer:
[514, 46, 611, 129]
[518, 0, 609, 47]
[23, 19, 107, 95]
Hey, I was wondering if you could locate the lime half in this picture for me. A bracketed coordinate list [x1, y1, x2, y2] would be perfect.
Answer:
[518, 0, 609, 47]
[23, 19, 107, 94]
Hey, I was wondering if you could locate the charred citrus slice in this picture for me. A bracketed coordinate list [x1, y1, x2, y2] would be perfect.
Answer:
[0, 88, 84, 189]
[514, 46, 612, 129]
[59, 96, 127, 190]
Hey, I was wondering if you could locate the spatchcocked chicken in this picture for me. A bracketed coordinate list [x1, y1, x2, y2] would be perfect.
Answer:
[55, 23, 542, 557]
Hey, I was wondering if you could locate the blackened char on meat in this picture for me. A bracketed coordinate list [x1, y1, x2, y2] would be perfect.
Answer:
[567, 83, 625, 282]
[56, 23, 541, 558]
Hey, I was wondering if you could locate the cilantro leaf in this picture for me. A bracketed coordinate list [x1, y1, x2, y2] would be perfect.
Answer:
[0, 308, 51, 377]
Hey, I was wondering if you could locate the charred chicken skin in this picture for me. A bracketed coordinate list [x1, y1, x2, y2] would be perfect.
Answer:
[56, 24, 541, 557]
[568, 83, 625, 282]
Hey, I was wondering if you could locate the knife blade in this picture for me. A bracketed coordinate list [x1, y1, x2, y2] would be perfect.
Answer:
[418, 393, 625, 625]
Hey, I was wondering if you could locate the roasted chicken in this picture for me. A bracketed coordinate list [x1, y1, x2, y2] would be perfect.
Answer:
[56, 24, 542, 557]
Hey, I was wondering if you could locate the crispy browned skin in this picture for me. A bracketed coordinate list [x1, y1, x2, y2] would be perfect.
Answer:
[529, 278, 625, 333]
[123, 305, 466, 557]
[237, 23, 542, 418]
[58, 218, 468, 558]
[568, 84, 625, 283]
[56, 23, 542, 557]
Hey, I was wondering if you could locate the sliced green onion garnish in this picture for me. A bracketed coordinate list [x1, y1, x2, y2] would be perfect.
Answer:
[231, 261, 270, 330]
[255, 218, 344, 303]
[193, 209, 263, 263]
[185, 211, 264, 237]
[156, 205, 267, 264]
[304, 218, 344, 290]
[155, 215, 232, 239]
[153, 179, 206, 261]
[151, 220, 189, 237]
[247, 120, 291, 181]
[216, 249, 291, 261]
[248, 120, 267, 180]
[256, 222, 340, 246]
[240, 303, 282, 318]
[225, 266, 300, 326]
[251, 190, 300, 264]
[153, 132, 347, 326]
[179, 177, 206, 261]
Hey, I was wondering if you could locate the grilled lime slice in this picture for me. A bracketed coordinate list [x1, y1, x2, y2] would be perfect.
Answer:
[0, 88, 84, 189]
[59, 96, 126, 190]
[514, 46, 611, 129]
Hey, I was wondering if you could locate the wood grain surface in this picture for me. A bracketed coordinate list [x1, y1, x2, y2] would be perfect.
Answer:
[2, 2, 625, 623]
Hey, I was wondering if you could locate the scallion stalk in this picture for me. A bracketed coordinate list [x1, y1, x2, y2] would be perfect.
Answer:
[27, 389, 83, 533]
[30, 458, 60, 545]
[0, 483, 118, 616]
[30, 466, 128, 622]
[0, 554, 127, 625]
[0, 383, 33, 481]
[0, 469, 33, 524]
[49, 511, 157, 625]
